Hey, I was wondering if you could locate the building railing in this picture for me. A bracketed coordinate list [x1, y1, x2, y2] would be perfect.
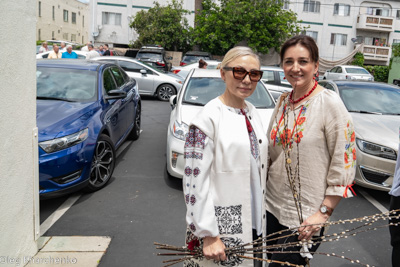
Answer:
[362, 44, 391, 61]
[357, 14, 394, 32]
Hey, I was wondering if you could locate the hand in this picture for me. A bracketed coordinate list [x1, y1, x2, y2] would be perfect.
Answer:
[203, 236, 226, 262]
[298, 212, 328, 241]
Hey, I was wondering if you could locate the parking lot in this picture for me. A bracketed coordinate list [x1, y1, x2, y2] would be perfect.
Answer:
[40, 97, 392, 267]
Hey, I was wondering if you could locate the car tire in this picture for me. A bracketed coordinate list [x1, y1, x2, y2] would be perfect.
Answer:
[129, 102, 141, 140]
[84, 134, 115, 192]
[156, 84, 176, 101]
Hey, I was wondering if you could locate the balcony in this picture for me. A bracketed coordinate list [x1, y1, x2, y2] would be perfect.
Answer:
[356, 14, 394, 32]
[362, 44, 391, 62]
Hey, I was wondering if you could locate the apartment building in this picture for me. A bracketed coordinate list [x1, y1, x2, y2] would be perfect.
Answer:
[89, 0, 195, 47]
[288, 0, 400, 66]
[37, 0, 89, 44]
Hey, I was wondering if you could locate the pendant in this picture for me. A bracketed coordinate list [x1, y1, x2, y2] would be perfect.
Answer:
[287, 158, 292, 164]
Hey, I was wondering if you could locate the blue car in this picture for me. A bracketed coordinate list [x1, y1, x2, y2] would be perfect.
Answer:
[37, 60, 141, 198]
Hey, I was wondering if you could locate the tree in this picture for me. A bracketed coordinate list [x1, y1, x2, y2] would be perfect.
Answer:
[129, 0, 193, 51]
[193, 0, 303, 55]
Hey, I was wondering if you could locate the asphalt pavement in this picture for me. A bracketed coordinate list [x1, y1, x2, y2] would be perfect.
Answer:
[40, 97, 393, 267]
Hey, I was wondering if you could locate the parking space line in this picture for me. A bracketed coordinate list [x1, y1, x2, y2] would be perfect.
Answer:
[357, 188, 388, 213]
[40, 193, 81, 236]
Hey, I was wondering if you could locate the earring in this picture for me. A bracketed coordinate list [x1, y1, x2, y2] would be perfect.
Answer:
[283, 77, 286, 80]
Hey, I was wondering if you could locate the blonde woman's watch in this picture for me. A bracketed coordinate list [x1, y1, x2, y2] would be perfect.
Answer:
[319, 204, 333, 216]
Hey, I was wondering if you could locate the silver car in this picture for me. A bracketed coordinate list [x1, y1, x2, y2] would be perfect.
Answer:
[319, 80, 400, 191]
[260, 66, 292, 102]
[322, 65, 374, 81]
[92, 56, 183, 101]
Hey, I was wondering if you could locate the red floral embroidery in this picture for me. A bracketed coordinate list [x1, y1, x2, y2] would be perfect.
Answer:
[344, 152, 349, 164]
[351, 132, 355, 142]
[271, 128, 277, 141]
[297, 117, 306, 126]
[187, 239, 200, 252]
[294, 132, 303, 143]
[352, 147, 356, 160]
[280, 129, 292, 146]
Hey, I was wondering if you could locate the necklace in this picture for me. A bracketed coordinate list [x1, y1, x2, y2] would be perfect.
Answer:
[289, 81, 318, 104]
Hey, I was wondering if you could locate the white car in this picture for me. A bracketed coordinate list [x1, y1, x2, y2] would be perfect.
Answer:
[36, 50, 87, 59]
[92, 56, 184, 101]
[166, 69, 276, 178]
[171, 60, 221, 79]
[322, 65, 374, 81]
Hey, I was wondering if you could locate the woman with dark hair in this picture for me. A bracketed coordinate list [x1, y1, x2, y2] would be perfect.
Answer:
[198, 58, 208, 69]
[265, 35, 357, 266]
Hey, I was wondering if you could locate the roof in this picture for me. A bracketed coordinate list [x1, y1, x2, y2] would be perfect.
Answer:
[261, 66, 283, 71]
[36, 59, 105, 71]
[185, 51, 212, 56]
[322, 80, 399, 90]
[190, 69, 222, 78]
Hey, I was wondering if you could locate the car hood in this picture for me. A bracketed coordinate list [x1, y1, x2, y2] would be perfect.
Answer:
[37, 100, 99, 141]
[179, 104, 274, 132]
[351, 113, 400, 150]
[165, 72, 184, 81]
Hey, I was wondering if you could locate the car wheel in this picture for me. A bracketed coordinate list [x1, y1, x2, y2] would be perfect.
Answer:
[129, 102, 141, 140]
[156, 84, 176, 101]
[84, 134, 115, 192]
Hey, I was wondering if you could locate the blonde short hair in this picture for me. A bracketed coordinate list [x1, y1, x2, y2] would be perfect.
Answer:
[220, 46, 260, 69]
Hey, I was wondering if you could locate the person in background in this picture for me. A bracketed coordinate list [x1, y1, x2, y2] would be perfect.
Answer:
[60, 42, 67, 52]
[98, 45, 105, 55]
[198, 59, 208, 69]
[38, 42, 49, 53]
[81, 42, 91, 52]
[266, 35, 356, 266]
[389, 136, 400, 267]
[61, 45, 78, 59]
[103, 44, 111, 56]
[86, 44, 100, 59]
[48, 44, 62, 59]
[183, 46, 268, 267]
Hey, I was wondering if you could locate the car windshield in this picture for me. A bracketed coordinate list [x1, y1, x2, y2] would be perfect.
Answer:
[136, 52, 162, 61]
[339, 86, 400, 115]
[345, 67, 369, 74]
[184, 55, 211, 63]
[37, 67, 97, 102]
[182, 77, 275, 108]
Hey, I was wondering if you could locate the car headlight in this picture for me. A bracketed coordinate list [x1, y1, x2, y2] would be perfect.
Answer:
[356, 138, 397, 160]
[39, 128, 89, 153]
[172, 121, 188, 141]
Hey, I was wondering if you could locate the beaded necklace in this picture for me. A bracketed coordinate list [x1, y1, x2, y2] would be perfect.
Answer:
[289, 80, 318, 104]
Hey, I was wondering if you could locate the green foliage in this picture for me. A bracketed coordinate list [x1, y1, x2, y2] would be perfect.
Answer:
[364, 65, 389, 83]
[129, 0, 193, 51]
[392, 43, 400, 58]
[193, 0, 303, 55]
[351, 52, 364, 67]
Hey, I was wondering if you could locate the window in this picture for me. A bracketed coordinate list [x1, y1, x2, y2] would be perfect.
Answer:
[283, 0, 289, 9]
[393, 39, 400, 44]
[303, 30, 318, 41]
[38, 29, 41, 40]
[111, 67, 126, 87]
[52, 6, 55, 20]
[119, 61, 144, 73]
[330, 33, 347, 46]
[334, 3, 350, 16]
[303, 0, 320, 13]
[83, 15, 85, 27]
[103, 69, 117, 94]
[368, 7, 390, 16]
[102, 12, 122, 25]
[71, 34, 76, 42]
[63, 10, 68, 22]
[261, 70, 276, 85]
[72, 12, 76, 24]
[397, 10, 400, 20]
[38, 1, 41, 17]
[52, 31, 54, 39]
[63, 33, 69, 40]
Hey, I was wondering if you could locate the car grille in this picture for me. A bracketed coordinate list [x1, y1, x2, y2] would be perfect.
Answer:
[359, 166, 391, 185]
[51, 170, 82, 184]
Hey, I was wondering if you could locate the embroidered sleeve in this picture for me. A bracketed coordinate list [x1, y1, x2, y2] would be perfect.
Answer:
[324, 97, 356, 198]
[183, 125, 219, 238]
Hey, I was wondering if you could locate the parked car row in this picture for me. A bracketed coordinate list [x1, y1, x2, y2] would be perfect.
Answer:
[322, 65, 374, 81]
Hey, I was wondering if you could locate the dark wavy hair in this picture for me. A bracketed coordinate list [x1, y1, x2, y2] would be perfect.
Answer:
[280, 35, 319, 64]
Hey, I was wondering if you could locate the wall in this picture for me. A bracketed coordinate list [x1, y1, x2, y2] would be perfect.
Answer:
[37, 0, 89, 44]
[388, 57, 400, 84]
[0, 0, 39, 263]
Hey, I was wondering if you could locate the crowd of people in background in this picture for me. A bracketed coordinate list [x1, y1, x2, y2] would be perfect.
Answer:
[38, 41, 112, 59]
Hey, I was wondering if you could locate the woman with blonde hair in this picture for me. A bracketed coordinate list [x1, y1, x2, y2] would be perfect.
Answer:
[183, 46, 268, 267]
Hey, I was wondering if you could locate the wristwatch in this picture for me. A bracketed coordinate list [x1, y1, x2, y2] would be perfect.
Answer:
[319, 204, 333, 216]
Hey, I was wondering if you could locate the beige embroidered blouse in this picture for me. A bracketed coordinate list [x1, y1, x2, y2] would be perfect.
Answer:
[266, 89, 356, 228]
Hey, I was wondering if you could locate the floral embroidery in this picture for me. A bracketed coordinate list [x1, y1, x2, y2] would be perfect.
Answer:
[214, 205, 243, 235]
[184, 152, 203, 160]
[185, 166, 193, 176]
[185, 194, 190, 204]
[271, 103, 309, 148]
[189, 223, 196, 232]
[190, 195, 196, 205]
[344, 120, 356, 169]
[193, 167, 200, 177]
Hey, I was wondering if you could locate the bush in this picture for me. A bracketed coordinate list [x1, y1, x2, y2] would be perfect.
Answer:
[364, 65, 389, 83]
[351, 52, 364, 67]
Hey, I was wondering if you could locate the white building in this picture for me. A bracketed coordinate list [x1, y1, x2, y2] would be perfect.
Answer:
[89, 0, 195, 47]
[288, 0, 400, 65]
[37, 0, 89, 44]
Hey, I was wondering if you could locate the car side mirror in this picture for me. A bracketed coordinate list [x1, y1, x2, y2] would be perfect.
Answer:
[140, 69, 147, 75]
[326, 70, 330, 73]
[169, 95, 177, 109]
[105, 90, 127, 100]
